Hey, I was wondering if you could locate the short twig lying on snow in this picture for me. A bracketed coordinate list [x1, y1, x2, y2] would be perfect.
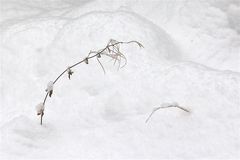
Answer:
[36, 39, 143, 125]
[145, 102, 190, 123]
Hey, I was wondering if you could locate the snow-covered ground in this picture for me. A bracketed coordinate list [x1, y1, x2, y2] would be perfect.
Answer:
[0, 0, 240, 159]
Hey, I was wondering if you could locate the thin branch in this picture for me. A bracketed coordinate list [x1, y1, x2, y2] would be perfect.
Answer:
[51, 40, 141, 85]
[53, 68, 68, 84]
[145, 105, 190, 123]
[39, 39, 143, 125]
[40, 112, 43, 125]
[43, 92, 49, 106]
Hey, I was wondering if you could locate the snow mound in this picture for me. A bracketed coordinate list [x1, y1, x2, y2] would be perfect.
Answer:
[47, 11, 181, 68]
[119, 0, 240, 72]
[1, 61, 240, 159]
[0, 115, 56, 159]
[0, 10, 181, 122]
[1, 1, 240, 159]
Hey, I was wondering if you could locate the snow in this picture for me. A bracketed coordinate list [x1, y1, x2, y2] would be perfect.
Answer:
[161, 102, 179, 108]
[45, 81, 54, 93]
[0, 0, 240, 159]
[35, 103, 44, 115]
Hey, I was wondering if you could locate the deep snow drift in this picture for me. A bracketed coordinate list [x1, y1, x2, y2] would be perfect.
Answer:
[0, 0, 240, 159]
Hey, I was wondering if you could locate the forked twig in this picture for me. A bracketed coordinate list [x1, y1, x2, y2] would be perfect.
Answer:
[145, 104, 190, 123]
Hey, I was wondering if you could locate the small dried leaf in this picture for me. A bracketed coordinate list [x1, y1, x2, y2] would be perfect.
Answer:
[84, 58, 89, 64]
[67, 67, 74, 80]
[49, 90, 53, 97]
[136, 42, 144, 48]
[107, 47, 111, 53]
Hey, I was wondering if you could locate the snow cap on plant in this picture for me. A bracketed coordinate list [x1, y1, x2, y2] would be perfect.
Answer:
[36, 103, 44, 115]
[45, 81, 54, 97]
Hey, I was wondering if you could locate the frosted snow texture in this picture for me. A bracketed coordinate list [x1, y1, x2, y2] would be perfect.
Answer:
[0, 0, 240, 159]
[35, 103, 44, 114]
[45, 81, 54, 93]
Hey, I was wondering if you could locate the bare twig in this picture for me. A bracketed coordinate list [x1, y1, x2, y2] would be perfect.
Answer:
[38, 39, 143, 125]
[145, 104, 190, 123]
[40, 112, 43, 125]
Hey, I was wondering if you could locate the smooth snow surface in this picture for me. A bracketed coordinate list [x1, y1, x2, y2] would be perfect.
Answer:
[0, 0, 240, 159]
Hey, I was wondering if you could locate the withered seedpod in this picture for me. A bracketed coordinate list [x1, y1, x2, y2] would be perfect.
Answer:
[49, 90, 53, 97]
[67, 67, 74, 80]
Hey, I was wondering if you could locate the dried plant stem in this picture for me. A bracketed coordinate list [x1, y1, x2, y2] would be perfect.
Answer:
[145, 105, 190, 123]
[40, 113, 43, 125]
[39, 40, 143, 125]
